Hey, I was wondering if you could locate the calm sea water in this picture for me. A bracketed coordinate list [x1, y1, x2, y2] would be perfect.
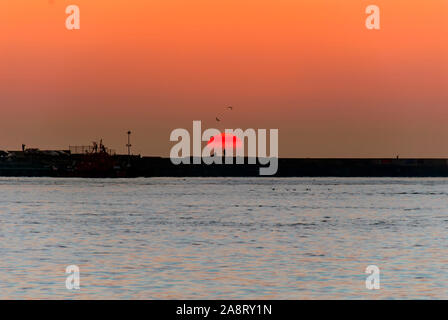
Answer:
[0, 177, 447, 299]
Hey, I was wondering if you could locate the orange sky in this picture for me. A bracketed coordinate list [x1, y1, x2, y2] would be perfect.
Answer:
[1, 0, 447, 157]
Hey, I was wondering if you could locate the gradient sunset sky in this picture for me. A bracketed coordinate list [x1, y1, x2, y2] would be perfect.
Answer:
[1, 0, 447, 157]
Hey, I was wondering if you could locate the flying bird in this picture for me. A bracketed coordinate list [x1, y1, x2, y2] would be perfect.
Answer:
[227, 106, 233, 110]
[216, 117, 221, 122]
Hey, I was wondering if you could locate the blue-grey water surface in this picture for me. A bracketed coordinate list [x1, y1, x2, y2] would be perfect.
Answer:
[0, 177, 447, 299]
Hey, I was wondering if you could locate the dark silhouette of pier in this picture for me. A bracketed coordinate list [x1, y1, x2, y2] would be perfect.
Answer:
[1, 148, 448, 177]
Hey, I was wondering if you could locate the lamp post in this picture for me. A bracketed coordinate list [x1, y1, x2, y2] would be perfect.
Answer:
[126, 131, 132, 157]
[126, 131, 132, 169]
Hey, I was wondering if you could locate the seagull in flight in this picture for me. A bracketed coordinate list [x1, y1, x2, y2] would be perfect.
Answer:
[216, 117, 221, 122]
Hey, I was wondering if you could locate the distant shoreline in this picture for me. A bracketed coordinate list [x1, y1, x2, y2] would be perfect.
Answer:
[1, 150, 448, 177]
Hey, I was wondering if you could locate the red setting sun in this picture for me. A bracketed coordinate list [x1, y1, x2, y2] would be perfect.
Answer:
[207, 133, 243, 151]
